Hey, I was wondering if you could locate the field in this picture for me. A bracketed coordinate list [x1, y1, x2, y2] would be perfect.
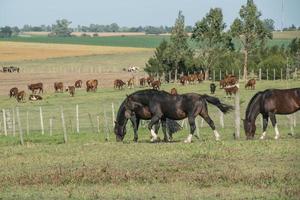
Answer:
[0, 33, 299, 199]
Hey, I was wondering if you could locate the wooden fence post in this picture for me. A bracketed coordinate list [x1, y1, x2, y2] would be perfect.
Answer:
[39, 107, 44, 135]
[266, 69, 269, 81]
[259, 68, 262, 81]
[219, 110, 224, 128]
[219, 70, 222, 81]
[76, 104, 79, 134]
[2, 109, 7, 136]
[168, 71, 171, 83]
[234, 90, 240, 139]
[104, 109, 109, 141]
[213, 70, 215, 82]
[273, 69, 276, 80]
[97, 116, 100, 134]
[16, 107, 24, 145]
[238, 69, 241, 81]
[281, 68, 283, 81]
[60, 106, 67, 143]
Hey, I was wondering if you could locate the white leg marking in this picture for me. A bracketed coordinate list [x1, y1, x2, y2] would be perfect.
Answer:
[184, 134, 193, 143]
[274, 124, 280, 139]
[150, 129, 158, 142]
[214, 130, 220, 141]
[260, 131, 266, 140]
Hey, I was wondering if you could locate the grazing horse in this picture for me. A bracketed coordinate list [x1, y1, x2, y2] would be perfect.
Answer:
[16, 91, 26, 102]
[29, 94, 43, 101]
[114, 98, 182, 142]
[127, 77, 135, 89]
[245, 79, 256, 90]
[117, 90, 233, 143]
[244, 88, 300, 140]
[114, 79, 126, 90]
[170, 88, 178, 95]
[28, 82, 43, 94]
[66, 86, 75, 97]
[210, 83, 216, 94]
[54, 82, 64, 92]
[151, 80, 161, 90]
[75, 80, 83, 88]
[9, 87, 18, 98]
[139, 78, 146, 87]
[86, 79, 98, 92]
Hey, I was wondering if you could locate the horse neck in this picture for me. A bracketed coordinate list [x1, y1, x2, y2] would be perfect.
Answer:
[116, 102, 128, 127]
[245, 94, 261, 124]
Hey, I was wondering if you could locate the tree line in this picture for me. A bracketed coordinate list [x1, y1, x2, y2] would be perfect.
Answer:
[145, 0, 300, 81]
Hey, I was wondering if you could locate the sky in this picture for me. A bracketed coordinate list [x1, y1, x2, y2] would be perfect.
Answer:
[0, 0, 299, 30]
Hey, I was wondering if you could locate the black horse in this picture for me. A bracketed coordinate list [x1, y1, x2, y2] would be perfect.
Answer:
[115, 89, 233, 143]
[114, 99, 182, 142]
[244, 88, 300, 140]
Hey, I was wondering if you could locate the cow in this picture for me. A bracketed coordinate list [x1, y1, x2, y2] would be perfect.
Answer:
[180, 76, 189, 85]
[114, 79, 126, 90]
[146, 76, 154, 86]
[86, 79, 98, 92]
[75, 80, 83, 88]
[224, 85, 239, 98]
[54, 82, 64, 92]
[16, 91, 26, 102]
[210, 83, 216, 94]
[139, 78, 146, 87]
[28, 82, 43, 94]
[66, 86, 75, 97]
[9, 87, 18, 98]
[29, 94, 43, 101]
[151, 80, 161, 90]
[245, 79, 256, 90]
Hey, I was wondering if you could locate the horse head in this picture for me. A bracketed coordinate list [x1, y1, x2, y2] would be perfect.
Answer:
[114, 120, 127, 142]
[243, 119, 256, 139]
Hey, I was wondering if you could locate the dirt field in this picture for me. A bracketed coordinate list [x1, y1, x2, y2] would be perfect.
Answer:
[0, 41, 152, 62]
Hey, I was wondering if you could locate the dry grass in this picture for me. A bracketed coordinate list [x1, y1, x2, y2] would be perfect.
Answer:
[273, 31, 300, 39]
[0, 41, 152, 62]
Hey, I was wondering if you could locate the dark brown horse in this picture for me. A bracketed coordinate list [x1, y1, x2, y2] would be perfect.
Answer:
[114, 79, 126, 90]
[16, 91, 26, 102]
[75, 80, 83, 88]
[10, 87, 18, 98]
[28, 82, 43, 94]
[86, 79, 98, 92]
[115, 89, 233, 143]
[245, 79, 256, 90]
[54, 82, 64, 92]
[66, 86, 75, 97]
[244, 88, 300, 140]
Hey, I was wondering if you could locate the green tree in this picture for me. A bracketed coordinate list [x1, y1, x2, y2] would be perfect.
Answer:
[0, 26, 13, 38]
[192, 8, 233, 79]
[230, 0, 272, 80]
[263, 18, 275, 31]
[51, 19, 72, 37]
[168, 11, 190, 81]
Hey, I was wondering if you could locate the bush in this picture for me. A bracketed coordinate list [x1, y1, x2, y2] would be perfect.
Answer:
[258, 54, 286, 79]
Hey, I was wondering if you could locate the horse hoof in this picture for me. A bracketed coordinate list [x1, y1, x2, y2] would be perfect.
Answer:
[274, 136, 280, 140]
[260, 136, 265, 140]
[184, 139, 191, 143]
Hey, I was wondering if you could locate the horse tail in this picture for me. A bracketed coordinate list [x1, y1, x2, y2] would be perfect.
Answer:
[202, 95, 234, 114]
[166, 119, 182, 135]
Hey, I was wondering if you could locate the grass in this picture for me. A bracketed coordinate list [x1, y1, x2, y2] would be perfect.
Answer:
[0, 80, 299, 199]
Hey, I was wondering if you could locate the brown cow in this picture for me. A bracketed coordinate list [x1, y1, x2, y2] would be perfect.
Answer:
[170, 88, 178, 95]
[54, 82, 64, 92]
[224, 85, 239, 97]
[180, 76, 188, 85]
[29, 94, 43, 101]
[16, 91, 26, 102]
[146, 76, 154, 86]
[114, 79, 126, 90]
[86, 79, 98, 92]
[75, 80, 82, 88]
[245, 79, 256, 90]
[28, 82, 43, 94]
[139, 78, 146, 87]
[151, 80, 161, 90]
[66, 86, 75, 97]
[224, 74, 238, 86]
[9, 87, 18, 98]
[196, 72, 205, 82]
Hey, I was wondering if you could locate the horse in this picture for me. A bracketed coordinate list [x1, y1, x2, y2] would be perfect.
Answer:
[210, 83, 216, 94]
[28, 82, 43, 94]
[170, 88, 178, 95]
[86, 79, 98, 92]
[9, 87, 18, 98]
[127, 77, 135, 89]
[114, 98, 182, 142]
[66, 86, 75, 97]
[243, 88, 300, 140]
[75, 80, 82, 88]
[114, 79, 126, 90]
[118, 89, 233, 143]
[245, 79, 256, 90]
[151, 80, 161, 90]
[54, 82, 64, 92]
[29, 94, 43, 101]
[16, 91, 26, 102]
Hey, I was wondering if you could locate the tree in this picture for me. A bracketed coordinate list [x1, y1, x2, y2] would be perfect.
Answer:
[230, 0, 272, 80]
[263, 18, 275, 31]
[0, 26, 13, 38]
[51, 19, 72, 37]
[192, 8, 234, 79]
[168, 11, 190, 81]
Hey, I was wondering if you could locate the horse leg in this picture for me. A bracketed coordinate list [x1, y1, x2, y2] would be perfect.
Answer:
[184, 116, 196, 143]
[270, 113, 280, 139]
[200, 112, 220, 141]
[131, 117, 140, 142]
[260, 114, 269, 139]
[148, 114, 162, 142]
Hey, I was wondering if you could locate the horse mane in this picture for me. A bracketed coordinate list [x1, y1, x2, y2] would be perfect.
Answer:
[245, 91, 263, 120]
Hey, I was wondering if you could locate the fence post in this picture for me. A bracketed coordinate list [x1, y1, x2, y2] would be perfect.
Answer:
[238, 69, 241, 81]
[259, 68, 262, 81]
[281, 68, 283, 81]
[12, 108, 16, 136]
[213, 70, 215, 82]
[2, 109, 7, 136]
[104, 109, 109, 141]
[112, 103, 115, 127]
[49, 118, 53, 136]
[16, 107, 24, 145]
[61, 106, 67, 143]
[234, 90, 240, 139]
[219, 110, 224, 128]
[39, 107, 44, 135]
[76, 104, 79, 134]
[168, 71, 171, 83]
[273, 69, 276, 80]
[97, 116, 100, 134]
[219, 70, 222, 81]
[266, 69, 269, 81]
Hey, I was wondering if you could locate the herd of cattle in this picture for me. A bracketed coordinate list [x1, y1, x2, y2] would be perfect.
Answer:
[8, 72, 256, 103]
[9, 79, 99, 102]
[1, 66, 20, 73]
